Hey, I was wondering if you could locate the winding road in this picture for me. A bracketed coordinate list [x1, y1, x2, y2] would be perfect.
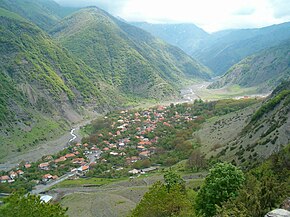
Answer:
[68, 129, 77, 143]
[0, 119, 92, 172]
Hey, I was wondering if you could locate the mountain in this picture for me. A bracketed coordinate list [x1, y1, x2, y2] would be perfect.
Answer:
[0, 0, 78, 31]
[208, 41, 290, 92]
[192, 22, 290, 75]
[0, 8, 122, 160]
[51, 7, 211, 99]
[195, 81, 290, 165]
[131, 22, 209, 55]
[131, 22, 290, 76]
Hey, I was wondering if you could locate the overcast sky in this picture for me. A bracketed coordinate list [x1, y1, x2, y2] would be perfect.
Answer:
[55, 0, 290, 32]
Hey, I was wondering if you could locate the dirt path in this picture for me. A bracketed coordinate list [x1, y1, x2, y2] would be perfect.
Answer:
[0, 119, 93, 171]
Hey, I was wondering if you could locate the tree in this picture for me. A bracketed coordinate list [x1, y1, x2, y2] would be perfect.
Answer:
[0, 193, 68, 217]
[187, 149, 206, 172]
[131, 171, 193, 217]
[130, 182, 194, 217]
[164, 170, 185, 192]
[217, 171, 287, 217]
[195, 162, 245, 216]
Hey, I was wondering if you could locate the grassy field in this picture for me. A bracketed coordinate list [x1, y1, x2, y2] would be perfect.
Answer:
[53, 177, 127, 188]
[196, 85, 260, 100]
[57, 167, 205, 217]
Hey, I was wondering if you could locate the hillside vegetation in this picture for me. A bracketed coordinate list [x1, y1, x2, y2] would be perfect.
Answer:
[0, 8, 122, 161]
[51, 7, 211, 99]
[192, 22, 290, 75]
[209, 41, 290, 91]
[132, 22, 209, 56]
[196, 81, 290, 165]
[0, 0, 77, 31]
[139, 21, 290, 76]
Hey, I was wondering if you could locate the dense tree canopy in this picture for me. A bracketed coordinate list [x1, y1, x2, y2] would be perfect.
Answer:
[0, 193, 67, 217]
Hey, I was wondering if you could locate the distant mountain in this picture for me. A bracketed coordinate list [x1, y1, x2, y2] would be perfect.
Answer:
[131, 22, 209, 55]
[136, 22, 290, 76]
[0, 0, 78, 31]
[51, 7, 211, 99]
[192, 22, 290, 75]
[209, 41, 290, 92]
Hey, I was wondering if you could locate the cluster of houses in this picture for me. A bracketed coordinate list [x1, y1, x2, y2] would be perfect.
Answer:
[0, 104, 200, 186]
[36, 148, 93, 183]
[0, 169, 24, 183]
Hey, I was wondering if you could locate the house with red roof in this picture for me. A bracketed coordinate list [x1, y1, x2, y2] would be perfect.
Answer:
[65, 153, 75, 158]
[0, 175, 10, 183]
[38, 162, 50, 170]
[54, 156, 66, 163]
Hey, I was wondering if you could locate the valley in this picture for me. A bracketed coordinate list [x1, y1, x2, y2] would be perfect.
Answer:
[0, 79, 265, 172]
[0, 1, 290, 217]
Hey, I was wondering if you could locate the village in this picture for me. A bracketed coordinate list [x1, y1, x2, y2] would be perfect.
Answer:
[0, 103, 202, 188]
[0, 98, 257, 192]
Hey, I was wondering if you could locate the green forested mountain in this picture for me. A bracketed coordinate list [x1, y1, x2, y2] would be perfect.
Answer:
[131, 22, 209, 55]
[138, 21, 290, 76]
[0, 0, 77, 31]
[0, 5, 210, 160]
[51, 7, 211, 99]
[0, 8, 122, 159]
[209, 41, 290, 92]
[192, 22, 290, 75]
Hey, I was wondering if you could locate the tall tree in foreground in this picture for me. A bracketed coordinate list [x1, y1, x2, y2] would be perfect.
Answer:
[0, 193, 67, 217]
[195, 162, 245, 216]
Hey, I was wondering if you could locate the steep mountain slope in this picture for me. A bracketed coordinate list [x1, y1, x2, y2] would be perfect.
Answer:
[131, 22, 209, 55]
[0, 8, 120, 160]
[192, 22, 290, 75]
[208, 41, 290, 92]
[51, 7, 211, 99]
[0, 0, 77, 31]
[196, 81, 290, 164]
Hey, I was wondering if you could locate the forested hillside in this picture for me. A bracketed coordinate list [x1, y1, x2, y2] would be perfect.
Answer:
[0, 8, 121, 160]
[132, 22, 209, 55]
[0, 0, 77, 31]
[137, 21, 290, 76]
[51, 7, 211, 99]
[192, 22, 290, 75]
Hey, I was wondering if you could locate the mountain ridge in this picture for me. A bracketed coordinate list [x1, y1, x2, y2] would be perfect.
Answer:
[0, 0, 78, 31]
[208, 40, 290, 92]
[51, 7, 211, 99]
[135, 21, 290, 76]
[131, 22, 209, 55]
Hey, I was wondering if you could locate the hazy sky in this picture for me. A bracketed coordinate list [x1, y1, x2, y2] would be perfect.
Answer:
[55, 0, 290, 32]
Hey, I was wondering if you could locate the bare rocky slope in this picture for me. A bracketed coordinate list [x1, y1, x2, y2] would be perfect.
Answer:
[195, 81, 290, 165]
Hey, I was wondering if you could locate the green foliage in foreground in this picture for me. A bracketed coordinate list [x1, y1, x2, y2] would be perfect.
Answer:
[217, 143, 290, 217]
[195, 163, 245, 216]
[0, 193, 67, 217]
[131, 156, 288, 217]
[130, 171, 194, 217]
